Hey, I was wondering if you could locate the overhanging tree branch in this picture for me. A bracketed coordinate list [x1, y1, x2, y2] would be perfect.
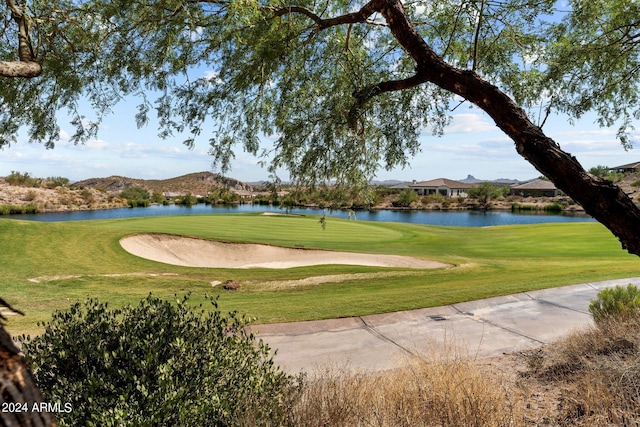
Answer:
[348, 74, 429, 132]
[267, 0, 385, 29]
[0, 0, 42, 78]
[372, 0, 640, 256]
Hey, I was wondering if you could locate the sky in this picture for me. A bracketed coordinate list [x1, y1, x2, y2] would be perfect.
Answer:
[0, 97, 636, 184]
[2, 0, 636, 185]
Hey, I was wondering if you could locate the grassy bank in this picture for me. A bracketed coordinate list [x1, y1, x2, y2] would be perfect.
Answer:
[1, 213, 639, 336]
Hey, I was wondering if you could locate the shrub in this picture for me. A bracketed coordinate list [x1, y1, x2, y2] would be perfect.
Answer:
[80, 189, 94, 205]
[22, 190, 37, 202]
[119, 186, 150, 207]
[420, 193, 446, 205]
[589, 284, 640, 324]
[5, 171, 40, 187]
[511, 203, 535, 211]
[0, 203, 38, 215]
[151, 190, 166, 204]
[208, 187, 240, 205]
[467, 182, 503, 205]
[174, 192, 199, 206]
[45, 176, 70, 189]
[22, 295, 295, 427]
[530, 315, 640, 425]
[392, 188, 418, 207]
[544, 203, 563, 213]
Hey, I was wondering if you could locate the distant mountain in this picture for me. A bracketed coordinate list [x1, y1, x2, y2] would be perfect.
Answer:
[492, 178, 522, 184]
[458, 175, 522, 185]
[73, 172, 254, 196]
[460, 175, 482, 183]
[371, 180, 403, 186]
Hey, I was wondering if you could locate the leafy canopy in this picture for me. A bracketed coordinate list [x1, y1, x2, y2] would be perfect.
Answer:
[1, 0, 639, 184]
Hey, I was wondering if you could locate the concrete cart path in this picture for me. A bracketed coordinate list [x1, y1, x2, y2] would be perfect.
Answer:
[250, 277, 640, 374]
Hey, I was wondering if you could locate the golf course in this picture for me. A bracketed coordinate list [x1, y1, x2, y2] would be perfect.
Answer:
[2, 212, 640, 336]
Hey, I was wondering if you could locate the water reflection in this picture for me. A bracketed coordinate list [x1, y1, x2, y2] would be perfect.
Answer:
[4, 203, 594, 227]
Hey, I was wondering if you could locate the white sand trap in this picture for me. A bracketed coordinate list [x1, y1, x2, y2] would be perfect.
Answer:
[120, 233, 450, 269]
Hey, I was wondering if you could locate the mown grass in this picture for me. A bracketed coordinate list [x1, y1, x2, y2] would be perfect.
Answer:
[1, 213, 639, 336]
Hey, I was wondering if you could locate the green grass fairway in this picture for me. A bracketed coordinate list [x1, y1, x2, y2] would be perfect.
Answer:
[1, 213, 639, 336]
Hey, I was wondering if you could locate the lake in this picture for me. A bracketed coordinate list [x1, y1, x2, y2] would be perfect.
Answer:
[4, 203, 595, 227]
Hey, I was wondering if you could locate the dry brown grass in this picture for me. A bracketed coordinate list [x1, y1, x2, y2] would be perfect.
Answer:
[280, 319, 640, 426]
[521, 318, 640, 426]
[0, 181, 128, 212]
[287, 351, 523, 427]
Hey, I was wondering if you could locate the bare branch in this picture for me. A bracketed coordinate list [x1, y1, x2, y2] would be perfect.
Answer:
[472, 0, 486, 71]
[267, 0, 385, 29]
[349, 74, 429, 132]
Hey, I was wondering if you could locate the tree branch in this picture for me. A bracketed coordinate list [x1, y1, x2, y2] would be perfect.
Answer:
[472, 0, 486, 71]
[373, 0, 640, 256]
[348, 74, 429, 132]
[1, 0, 41, 78]
[0, 61, 41, 77]
[267, 0, 385, 29]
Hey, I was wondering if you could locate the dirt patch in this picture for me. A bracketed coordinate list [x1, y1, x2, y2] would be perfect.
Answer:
[119, 233, 451, 269]
[246, 271, 425, 289]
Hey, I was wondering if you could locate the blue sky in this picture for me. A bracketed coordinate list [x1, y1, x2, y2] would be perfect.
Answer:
[0, 96, 637, 184]
[2, 1, 635, 185]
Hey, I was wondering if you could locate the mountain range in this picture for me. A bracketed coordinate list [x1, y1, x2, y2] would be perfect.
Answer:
[73, 172, 254, 195]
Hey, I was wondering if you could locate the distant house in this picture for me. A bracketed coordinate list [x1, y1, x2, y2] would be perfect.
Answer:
[610, 161, 640, 173]
[510, 179, 559, 197]
[409, 178, 475, 198]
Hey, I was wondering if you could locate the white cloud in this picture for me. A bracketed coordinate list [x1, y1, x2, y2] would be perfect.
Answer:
[444, 113, 495, 134]
[203, 70, 224, 84]
[59, 129, 70, 142]
[84, 139, 110, 149]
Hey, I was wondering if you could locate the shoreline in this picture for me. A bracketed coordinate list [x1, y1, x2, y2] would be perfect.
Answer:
[0, 199, 591, 218]
[0, 179, 589, 216]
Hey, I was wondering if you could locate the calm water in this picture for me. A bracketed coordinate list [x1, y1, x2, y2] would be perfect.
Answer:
[4, 203, 595, 227]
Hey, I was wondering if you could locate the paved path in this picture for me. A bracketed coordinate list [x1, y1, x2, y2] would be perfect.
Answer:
[251, 277, 640, 374]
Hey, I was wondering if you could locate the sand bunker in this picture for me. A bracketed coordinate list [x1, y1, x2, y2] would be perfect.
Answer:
[120, 234, 449, 269]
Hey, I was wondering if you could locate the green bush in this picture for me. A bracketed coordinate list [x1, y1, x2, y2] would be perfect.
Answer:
[45, 176, 70, 189]
[80, 189, 94, 204]
[22, 295, 295, 426]
[511, 203, 535, 212]
[0, 203, 38, 215]
[544, 203, 563, 213]
[208, 187, 240, 205]
[421, 193, 446, 205]
[392, 188, 418, 207]
[5, 171, 41, 187]
[151, 190, 166, 204]
[119, 186, 150, 207]
[589, 284, 640, 324]
[467, 182, 503, 205]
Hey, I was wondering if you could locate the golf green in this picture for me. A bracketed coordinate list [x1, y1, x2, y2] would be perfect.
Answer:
[1, 213, 639, 336]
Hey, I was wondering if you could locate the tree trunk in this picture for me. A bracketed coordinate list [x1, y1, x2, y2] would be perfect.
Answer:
[381, 0, 640, 256]
[459, 72, 640, 256]
[0, 326, 57, 426]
